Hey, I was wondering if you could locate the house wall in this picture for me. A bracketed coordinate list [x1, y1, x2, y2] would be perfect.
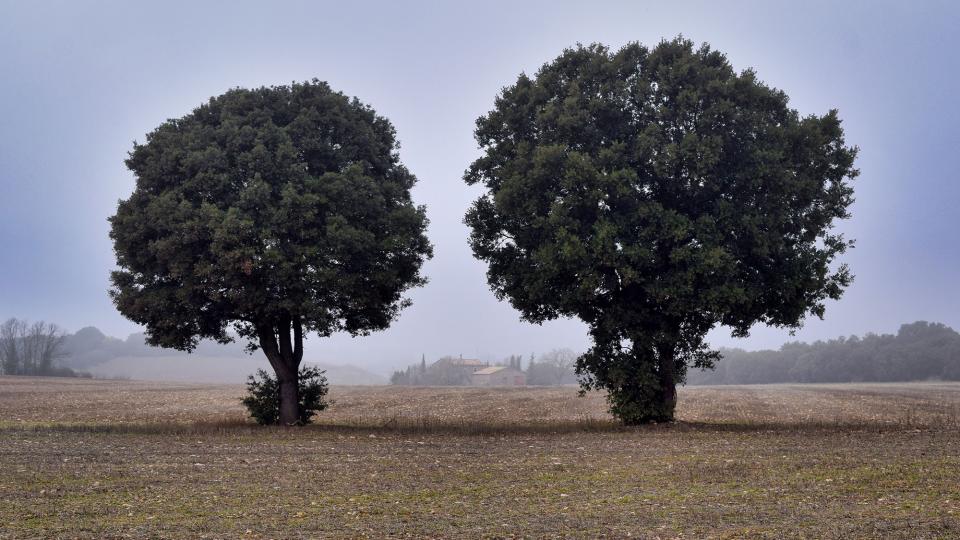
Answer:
[471, 369, 526, 387]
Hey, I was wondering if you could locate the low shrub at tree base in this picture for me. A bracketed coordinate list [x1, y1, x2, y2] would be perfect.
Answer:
[241, 366, 330, 425]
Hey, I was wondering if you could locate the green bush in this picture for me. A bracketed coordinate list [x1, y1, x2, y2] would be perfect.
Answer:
[241, 366, 330, 425]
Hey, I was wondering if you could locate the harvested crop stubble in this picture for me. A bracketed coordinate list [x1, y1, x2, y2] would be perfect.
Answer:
[1, 377, 958, 538]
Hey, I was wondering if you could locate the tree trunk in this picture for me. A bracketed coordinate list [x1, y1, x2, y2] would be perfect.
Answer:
[278, 371, 300, 425]
[256, 315, 304, 426]
[655, 341, 678, 422]
[606, 338, 679, 425]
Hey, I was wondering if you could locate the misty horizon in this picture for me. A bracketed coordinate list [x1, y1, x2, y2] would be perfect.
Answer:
[12, 318, 955, 381]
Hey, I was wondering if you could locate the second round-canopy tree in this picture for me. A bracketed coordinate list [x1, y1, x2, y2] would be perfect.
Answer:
[465, 38, 859, 424]
[110, 80, 432, 425]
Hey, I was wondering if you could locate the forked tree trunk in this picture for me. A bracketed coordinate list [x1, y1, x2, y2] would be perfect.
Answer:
[257, 315, 304, 425]
[655, 341, 678, 422]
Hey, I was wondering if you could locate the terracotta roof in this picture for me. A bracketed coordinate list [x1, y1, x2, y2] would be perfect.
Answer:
[449, 358, 485, 366]
[432, 357, 486, 367]
[473, 366, 509, 375]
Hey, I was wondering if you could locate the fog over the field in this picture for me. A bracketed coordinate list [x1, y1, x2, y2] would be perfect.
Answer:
[2, 1, 959, 375]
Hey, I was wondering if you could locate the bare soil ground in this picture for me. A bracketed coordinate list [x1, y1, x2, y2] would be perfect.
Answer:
[1, 377, 959, 538]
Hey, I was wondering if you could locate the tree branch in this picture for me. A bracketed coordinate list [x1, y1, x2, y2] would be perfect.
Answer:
[293, 315, 303, 365]
[255, 322, 285, 376]
[278, 312, 294, 368]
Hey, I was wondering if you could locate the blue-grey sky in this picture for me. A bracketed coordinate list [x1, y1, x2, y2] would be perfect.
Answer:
[1, 1, 958, 373]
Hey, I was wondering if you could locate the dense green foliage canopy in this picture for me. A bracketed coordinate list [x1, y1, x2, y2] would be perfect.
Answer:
[110, 80, 431, 423]
[465, 39, 858, 423]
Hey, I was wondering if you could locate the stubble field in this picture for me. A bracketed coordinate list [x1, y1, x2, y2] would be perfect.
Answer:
[1, 377, 959, 538]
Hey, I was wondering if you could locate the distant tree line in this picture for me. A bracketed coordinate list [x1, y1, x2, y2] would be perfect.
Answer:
[688, 321, 960, 385]
[388, 357, 452, 386]
[0, 318, 87, 377]
[0, 323, 384, 384]
[390, 350, 578, 386]
[394, 322, 960, 388]
[526, 349, 578, 386]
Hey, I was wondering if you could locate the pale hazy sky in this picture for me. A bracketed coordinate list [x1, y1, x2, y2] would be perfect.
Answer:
[2, 1, 959, 373]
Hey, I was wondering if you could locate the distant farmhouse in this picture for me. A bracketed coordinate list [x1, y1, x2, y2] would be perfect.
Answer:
[391, 355, 531, 387]
[421, 356, 490, 386]
[471, 365, 526, 387]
